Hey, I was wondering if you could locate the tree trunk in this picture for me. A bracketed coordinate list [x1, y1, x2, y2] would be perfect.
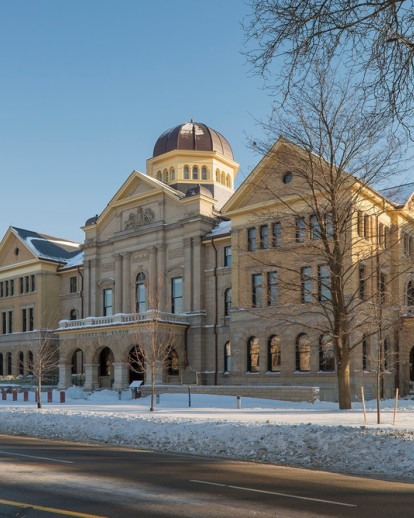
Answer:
[150, 364, 155, 412]
[337, 358, 351, 409]
[37, 383, 42, 409]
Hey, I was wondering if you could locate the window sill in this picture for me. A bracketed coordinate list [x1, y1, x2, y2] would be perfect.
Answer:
[294, 370, 310, 374]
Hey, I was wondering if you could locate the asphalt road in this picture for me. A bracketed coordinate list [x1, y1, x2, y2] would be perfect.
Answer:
[0, 434, 412, 517]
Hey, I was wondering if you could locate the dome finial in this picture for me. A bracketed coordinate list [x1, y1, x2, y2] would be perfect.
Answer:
[190, 118, 194, 123]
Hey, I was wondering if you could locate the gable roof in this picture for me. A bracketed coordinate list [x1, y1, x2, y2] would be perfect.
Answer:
[11, 227, 82, 265]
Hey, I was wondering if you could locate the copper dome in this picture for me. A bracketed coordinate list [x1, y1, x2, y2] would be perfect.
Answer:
[153, 121, 233, 160]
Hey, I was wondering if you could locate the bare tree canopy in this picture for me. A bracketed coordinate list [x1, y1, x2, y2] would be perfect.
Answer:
[244, 0, 414, 122]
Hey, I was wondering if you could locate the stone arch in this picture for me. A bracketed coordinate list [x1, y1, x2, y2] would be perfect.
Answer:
[129, 345, 145, 384]
[71, 348, 85, 386]
[98, 347, 115, 388]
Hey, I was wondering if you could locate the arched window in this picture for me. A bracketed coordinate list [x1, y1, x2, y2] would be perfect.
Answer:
[226, 174, 231, 187]
[202, 166, 207, 180]
[0, 353, 3, 376]
[7, 352, 12, 376]
[170, 167, 175, 181]
[247, 336, 260, 372]
[224, 288, 232, 316]
[362, 334, 369, 370]
[224, 342, 231, 372]
[296, 334, 310, 372]
[268, 335, 281, 372]
[70, 309, 77, 320]
[28, 351, 33, 375]
[408, 280, 414, 305]
[192, 166, 198, 179]
[164, 169, 169, 183]
[319, 334, 335, 371]
[157, 171, 162, 181]
[167, 348, 179, 376]
[18, 351, 24, 375]
[221, 171, 225, 184]
[184, 166, 190, 180]
[216, 169, 220, 182]
[136, 272, 146, 313]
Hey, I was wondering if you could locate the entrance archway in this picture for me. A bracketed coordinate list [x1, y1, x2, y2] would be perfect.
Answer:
[71, 349, 85, 386]
[99, 347, 114, 388]
[129, 346, 145, 384]
[410, 346, 414, 382]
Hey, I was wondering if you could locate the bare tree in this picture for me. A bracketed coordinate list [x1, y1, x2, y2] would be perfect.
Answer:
[241, 66, 404, 409]
[28, 328, 59, 409]
[244, 0, 414, 124]
[129, 277, 177, 412]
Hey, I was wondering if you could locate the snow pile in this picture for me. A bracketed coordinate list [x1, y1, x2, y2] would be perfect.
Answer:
[0, 389, 413, 482]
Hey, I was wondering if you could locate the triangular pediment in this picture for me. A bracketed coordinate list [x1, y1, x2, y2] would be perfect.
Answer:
[222, 138, 298, 215]
[0, 228, 38, 269]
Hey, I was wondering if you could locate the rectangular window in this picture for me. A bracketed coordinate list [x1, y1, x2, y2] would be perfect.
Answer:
[20, 277, 24, 294]
[325, 213, 334, 238]
[247, 228, 256, 252]
[29, 308, 34, 331]
[171, 277, 183, 314]
[359, 264, 366, 300]
[5, 281, 8, 297]
[10, 279, 14, 296]
[103, 288, 113, 316]
[224, 246, 232, 267]
[70, 276, 77, 294]
[2, 312, 6, 334]
[0, 282, 3, 298]
[267, 271, 278, 306]
[25, 276, 29, 293]
[296, 218, 306, 243]
[31, 275, 35, 292]
[252, 274, 263, 308]
[364, 215, 370, 239]
[310, 215, 320, 240]
[301, 267, 313, 303]
[136, 283, 146, 313]
[379, 272, 386, 305]
[272, 222, 282, 247]
[22, 309, 27, 332]
[8, 311, 13, 334]
[318, 265, 330, 302]
[260, 225, 268, 249]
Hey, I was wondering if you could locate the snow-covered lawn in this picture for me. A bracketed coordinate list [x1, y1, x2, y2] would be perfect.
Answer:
[0, 388, 413, 483]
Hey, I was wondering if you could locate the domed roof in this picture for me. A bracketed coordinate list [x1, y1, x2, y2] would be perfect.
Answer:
[153, 121, 233, 160]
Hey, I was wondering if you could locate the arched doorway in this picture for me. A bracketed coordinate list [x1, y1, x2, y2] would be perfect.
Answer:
[410, 346, 414, 382]
[99, 347, 114, 388]
[71, 348, 85, 386]
[129, 346, 145, 384]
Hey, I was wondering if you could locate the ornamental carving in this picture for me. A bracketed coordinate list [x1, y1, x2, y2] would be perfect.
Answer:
[124, 207, 155, 229]
[168, 247, 184, 259]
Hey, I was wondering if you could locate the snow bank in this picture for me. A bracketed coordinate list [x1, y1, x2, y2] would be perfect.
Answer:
[0, 390, 412, 483]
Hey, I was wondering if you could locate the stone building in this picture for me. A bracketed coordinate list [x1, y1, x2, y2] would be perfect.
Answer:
[1, 121, 414, 401]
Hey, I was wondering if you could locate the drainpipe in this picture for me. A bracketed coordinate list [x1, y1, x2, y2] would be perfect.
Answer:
[211, 237, 218, 385]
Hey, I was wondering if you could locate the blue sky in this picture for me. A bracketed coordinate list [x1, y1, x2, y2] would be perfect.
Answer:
[0, 1, 271, 242]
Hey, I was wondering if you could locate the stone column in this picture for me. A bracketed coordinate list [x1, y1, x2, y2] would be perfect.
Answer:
[90, 259, 97, 317]
[183, 237, 192, 313]
[112, 362, 129, 390]
[84, 363, 99, 391]
[122, 252, 131, 314]
[83, 261, 90, 317]
[157, 245, 166, 310]
[58, 364, 72, 390]
[114, 253, 122, 314]
[192, 236, 202, 310]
